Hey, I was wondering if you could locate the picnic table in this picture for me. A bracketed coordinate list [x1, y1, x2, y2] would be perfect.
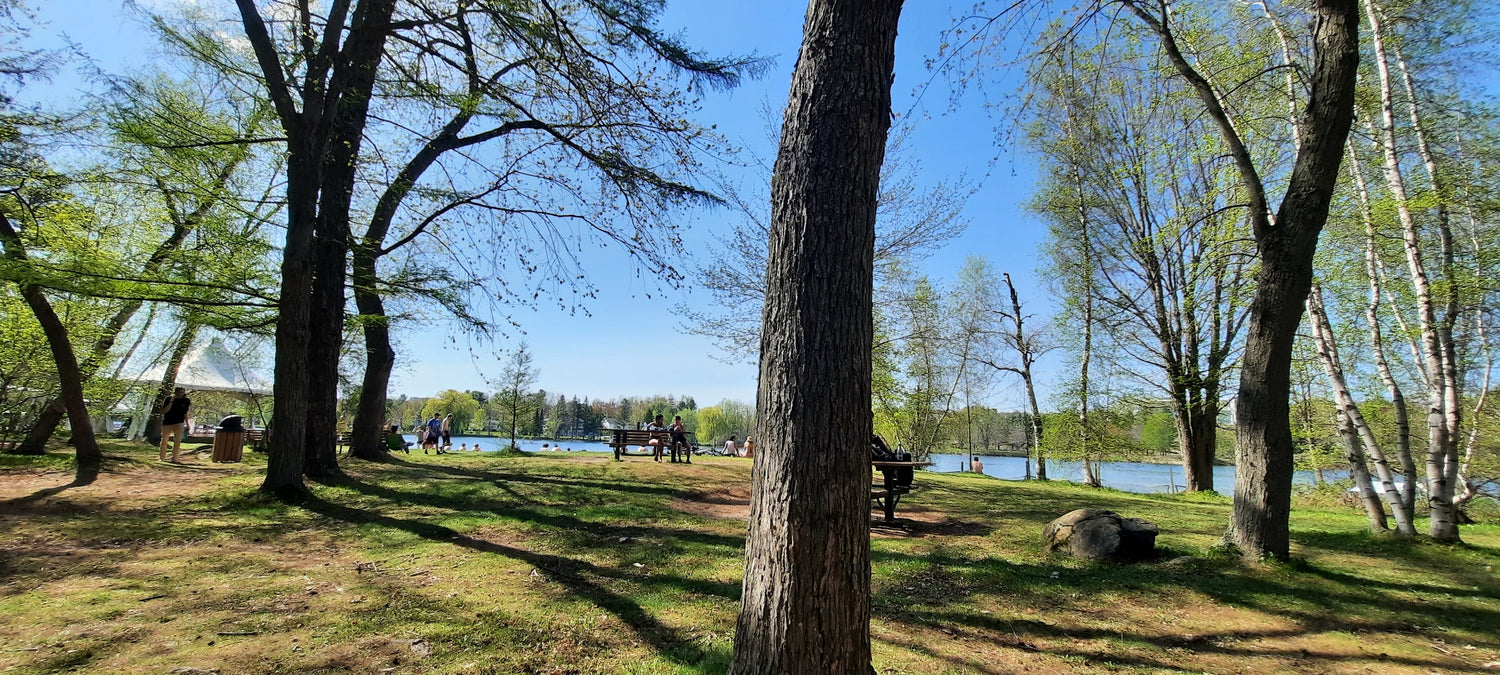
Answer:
[606, 428, 696, 462]
[872, 460, 932, 522]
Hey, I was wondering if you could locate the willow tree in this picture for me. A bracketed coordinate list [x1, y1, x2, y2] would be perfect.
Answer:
[731, 0, 902, 671]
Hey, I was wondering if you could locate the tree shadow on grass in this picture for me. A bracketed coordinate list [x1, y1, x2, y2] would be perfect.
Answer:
[330, 475, 745, 551]
[863, 543, 1500, 673]
[374, 457, 696, 500]
[292, 490, 735, 670]
[892, 604, 1497, 673]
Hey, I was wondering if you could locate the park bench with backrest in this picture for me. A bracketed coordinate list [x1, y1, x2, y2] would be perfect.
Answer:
[606, 428, 695, 462]
[869, 435, 931, 522]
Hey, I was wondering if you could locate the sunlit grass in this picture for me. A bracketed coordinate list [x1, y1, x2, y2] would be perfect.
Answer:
[0, 440, 1496, 673]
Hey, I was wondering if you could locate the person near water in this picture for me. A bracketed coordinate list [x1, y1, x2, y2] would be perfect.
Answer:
[724, 435, 738, 457]
[385, 423, 411, 454]
[669, 415, 690, 464]
[441, 413, 453, 447]
[424, 413, 442, 453]
[742, 436, 756, 458]
[159, 387, 192, 463]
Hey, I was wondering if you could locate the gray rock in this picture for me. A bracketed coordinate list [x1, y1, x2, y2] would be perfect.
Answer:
[1043, 509, 1159, 560]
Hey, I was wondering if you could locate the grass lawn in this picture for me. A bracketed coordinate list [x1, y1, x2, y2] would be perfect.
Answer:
[1, 441, 1497, 674]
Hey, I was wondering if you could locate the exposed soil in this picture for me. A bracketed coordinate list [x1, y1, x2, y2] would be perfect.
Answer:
[0, 454, 242, 516]
[671, 483, 992, 537]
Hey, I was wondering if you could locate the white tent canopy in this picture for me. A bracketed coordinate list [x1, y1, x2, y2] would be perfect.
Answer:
[133, 337, 272, 396]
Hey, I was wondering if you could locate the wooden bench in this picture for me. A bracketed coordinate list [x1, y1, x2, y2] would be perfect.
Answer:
[872, 460, 931, 522]
[606, 428, 695, 462]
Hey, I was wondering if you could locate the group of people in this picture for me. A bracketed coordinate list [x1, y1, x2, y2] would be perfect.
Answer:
[640, 413, 693, 463]
[381, 413, 485, 455]
[722, 434, 755, 458]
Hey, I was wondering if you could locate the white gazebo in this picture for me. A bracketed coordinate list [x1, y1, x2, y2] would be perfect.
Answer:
[134, 337, 273, 396]
[125, 337, 272, 438]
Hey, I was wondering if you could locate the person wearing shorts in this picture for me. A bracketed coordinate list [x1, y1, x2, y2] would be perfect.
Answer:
[159, 387, 191, 463]
[425, 413, 442, 453]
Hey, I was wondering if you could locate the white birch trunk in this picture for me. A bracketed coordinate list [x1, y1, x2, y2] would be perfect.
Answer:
[1346, 144, 1419, 516]
[1307, 284, 1415, 535]
[1364, 0, 1460, 541]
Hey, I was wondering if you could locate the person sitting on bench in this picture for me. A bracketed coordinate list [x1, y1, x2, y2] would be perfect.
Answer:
[645, 414, 668, 462]
[669, 415, 691, 464]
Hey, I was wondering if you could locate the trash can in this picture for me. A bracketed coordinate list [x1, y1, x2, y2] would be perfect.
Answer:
[212, 415, 246, 462]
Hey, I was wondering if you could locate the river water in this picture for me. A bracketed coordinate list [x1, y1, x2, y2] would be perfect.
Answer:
[926, 453, 1349, 494]
[419, 435, 1346, 495]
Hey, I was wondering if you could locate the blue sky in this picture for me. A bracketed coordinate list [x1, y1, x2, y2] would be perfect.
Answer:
[25, 1, 1054, 410]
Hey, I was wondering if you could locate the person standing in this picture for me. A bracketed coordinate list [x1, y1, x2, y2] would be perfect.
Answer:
[425, 413, 443, 454]
[159, 387, 191, 463]
[441, 413, 453, 448]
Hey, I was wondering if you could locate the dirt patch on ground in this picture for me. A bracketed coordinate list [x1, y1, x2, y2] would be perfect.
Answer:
[0, 456, 242, 516]
[671, 485, 752, 520]
[671, 485, 991, 537]
[871, 512, 994, 538]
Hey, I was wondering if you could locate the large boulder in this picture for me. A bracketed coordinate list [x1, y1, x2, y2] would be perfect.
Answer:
[1043, 509, 1159, 561]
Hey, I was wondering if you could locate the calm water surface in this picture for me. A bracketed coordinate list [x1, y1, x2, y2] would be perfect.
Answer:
[411, 435, 1347, 495]
[927, 453, 1346, 493]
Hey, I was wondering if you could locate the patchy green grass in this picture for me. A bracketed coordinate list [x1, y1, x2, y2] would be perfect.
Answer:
[1, 440, 1497, 674]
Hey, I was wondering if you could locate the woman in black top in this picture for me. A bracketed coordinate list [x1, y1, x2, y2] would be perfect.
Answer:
[159, 387, 191, 462]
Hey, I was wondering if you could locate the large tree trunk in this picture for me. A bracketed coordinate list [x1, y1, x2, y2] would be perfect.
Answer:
[729, 0, 901, 672]
[303, 220, 347, 479]
[349, 249, 394, 461]
[1226, 0, 1360, 561]
[0, 214, 102, 479]
[1174, 397, 1218, 492]
[238, 0, 399, 495]
[1123, 0, 1358, 560]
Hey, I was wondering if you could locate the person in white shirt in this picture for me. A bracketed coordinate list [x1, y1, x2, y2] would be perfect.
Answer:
[724, 435, 738, 457]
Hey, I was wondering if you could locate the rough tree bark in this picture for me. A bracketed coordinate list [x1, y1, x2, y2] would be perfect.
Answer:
[0, 213, 102, 479]
[235, 0, 399, 494]
[1124, 0, 1360, 560]
[729, 0, 902, 671]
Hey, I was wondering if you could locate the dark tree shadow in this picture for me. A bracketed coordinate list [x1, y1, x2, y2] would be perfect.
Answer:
[292, 492, 728, 668]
